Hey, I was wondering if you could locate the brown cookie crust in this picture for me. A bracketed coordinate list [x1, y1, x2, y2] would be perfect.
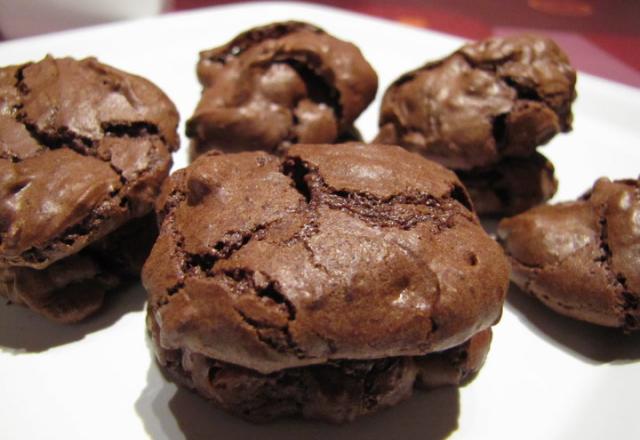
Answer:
[143, 143, 509, 375]
[498, 177, 640, 330]
[186, 21, 377, 158]
[457, 152, 558, 217]
[150, 307, 492, 423]
[0, 214, 157, 323]
[376, 34, 576, 170]
[0, 56, 179, 269]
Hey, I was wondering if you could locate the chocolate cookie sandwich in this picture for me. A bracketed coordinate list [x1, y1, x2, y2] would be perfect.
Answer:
[375, 34, 576, 216]
[498, 177, 640, 331]
[186, 21, 377, 159]
[143, 142, 509, 422]
[0, 55, 179, 322]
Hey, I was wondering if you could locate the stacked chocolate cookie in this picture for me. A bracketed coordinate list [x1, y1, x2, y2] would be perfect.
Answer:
[0, 56, 179, 322]
[375, 34, 577, 217]
[143, 142, 509, 421]
[186, 21, 378, 159]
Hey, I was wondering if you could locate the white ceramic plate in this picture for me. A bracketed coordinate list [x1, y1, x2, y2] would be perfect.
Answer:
[1, 3, 639, 439]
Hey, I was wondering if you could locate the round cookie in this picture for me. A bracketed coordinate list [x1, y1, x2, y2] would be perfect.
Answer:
[186, 21, 377, 158]
[498, 177, 640, 331]
[0, 55, 179, 321]
[457, 152, 558, 217]
[143, 143, 509, 421]
[375, 34, 576, 171]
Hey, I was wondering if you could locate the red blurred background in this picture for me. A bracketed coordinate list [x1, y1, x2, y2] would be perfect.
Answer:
[172, 0, 640, 88]
[1, 0, 638, 87]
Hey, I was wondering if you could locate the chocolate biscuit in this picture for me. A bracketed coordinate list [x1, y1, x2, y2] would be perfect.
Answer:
[374, 35, 574, 217]
[143, 143, 509, 421]
[376, 34, 576, 171]
[498, 177, 640, 330]
[0, 55, 179, 321]
[186, 22, 377, 158]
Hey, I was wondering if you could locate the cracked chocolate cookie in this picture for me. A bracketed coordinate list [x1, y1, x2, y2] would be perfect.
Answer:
[375, 34, 576, 171]
[374, 34, 575, 216]
[498, 177, 640, 331]
[186, 21, 377, 159]
[0, 55, 179, 322]
[143, 142, 509, 422]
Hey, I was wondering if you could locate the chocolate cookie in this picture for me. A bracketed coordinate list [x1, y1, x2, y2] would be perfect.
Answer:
[457, 152, 558, 217]
[143, 143, 509, 421]
[0, 214, 157, 323]
[498, 177, 640, 330]
[186, 21, 377, 159]
[376, 34, 576, 171]
[0, 55, 179, 322]
[151, 319, 492, 422]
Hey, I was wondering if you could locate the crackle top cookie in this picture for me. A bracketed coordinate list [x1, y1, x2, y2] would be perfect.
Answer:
[0, 56, 179, 269]
[187, 21, 377, 157]
[376, 34, 576, 170]
[143, 143, 509, 374]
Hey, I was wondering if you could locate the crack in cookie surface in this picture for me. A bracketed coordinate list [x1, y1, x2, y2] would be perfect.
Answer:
[282, 155, 475, 230]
